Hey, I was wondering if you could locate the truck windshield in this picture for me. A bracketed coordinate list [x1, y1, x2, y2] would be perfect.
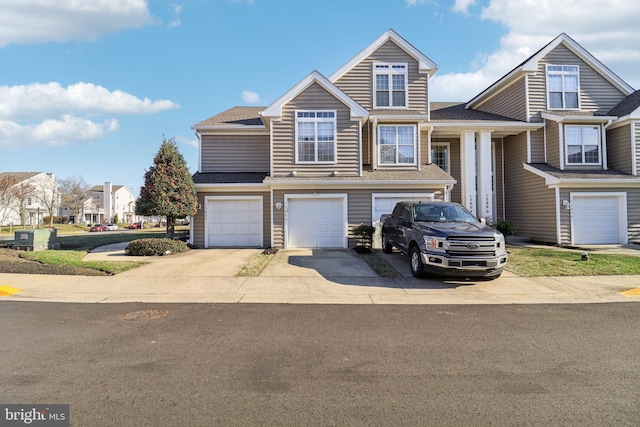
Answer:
[413, 204, 477, 223]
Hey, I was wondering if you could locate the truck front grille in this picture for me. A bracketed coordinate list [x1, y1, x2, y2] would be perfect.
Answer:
[445, 236, 496, 257]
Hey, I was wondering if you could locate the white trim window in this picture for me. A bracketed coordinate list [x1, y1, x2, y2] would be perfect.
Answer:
[430, 142, 450, 173]
[565, 125, 601, 165]
[374, 63, 407, 108]
[295, 110, 337, 163]
[378, 125, 416, 165]
[547, 65, 579, 109]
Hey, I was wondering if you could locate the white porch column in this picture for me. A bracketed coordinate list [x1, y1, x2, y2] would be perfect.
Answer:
[476, 131, 494, 222]
[460, 132, 477, 216]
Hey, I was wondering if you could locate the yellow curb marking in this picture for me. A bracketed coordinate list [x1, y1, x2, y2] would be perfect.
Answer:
[619, 287, 640, 297]
[0, 286, 21, 297]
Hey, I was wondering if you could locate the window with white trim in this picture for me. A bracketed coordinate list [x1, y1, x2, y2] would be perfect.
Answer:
[565, 125, 600, 165]
[374, 63, 407, 108]
[296, 110, 336, 163]
[378, 125, 416, 165]
[547, 65, 579, 109]
[430, 142, 450, 173]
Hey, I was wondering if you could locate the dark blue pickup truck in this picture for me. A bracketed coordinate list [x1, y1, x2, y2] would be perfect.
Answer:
[380, 201, 507, 279]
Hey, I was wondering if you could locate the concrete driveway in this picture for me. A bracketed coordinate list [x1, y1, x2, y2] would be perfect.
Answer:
[260, 248, 379, 277]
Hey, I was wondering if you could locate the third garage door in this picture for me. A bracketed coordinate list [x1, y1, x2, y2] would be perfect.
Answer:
[286, 197, 346, 248]
[572, 194, 624, 244]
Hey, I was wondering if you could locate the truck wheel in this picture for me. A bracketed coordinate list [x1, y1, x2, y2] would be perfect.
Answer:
[381, 231, 393, 254]
[409, 246, 426, 278]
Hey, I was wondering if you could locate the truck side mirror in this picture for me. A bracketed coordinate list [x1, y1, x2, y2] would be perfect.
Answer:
[398, 217, 410, 227]
[479, 218, 487, 225]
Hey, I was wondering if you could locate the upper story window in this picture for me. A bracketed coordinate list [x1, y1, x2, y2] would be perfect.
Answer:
[378, 125, 416, 165]
[430, 142, 450, 173]
[565, 125, 600, 165]
[547, 65, 579, 110]
[295, 110, 336, 163]
[374, 63, 407, 108]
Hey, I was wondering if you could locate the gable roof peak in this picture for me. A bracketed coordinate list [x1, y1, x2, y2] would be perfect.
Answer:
[328, 29, 438, 83]
[261, 70, 368, 121]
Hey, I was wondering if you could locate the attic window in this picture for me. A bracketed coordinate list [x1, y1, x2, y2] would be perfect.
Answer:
[374, 62, 407, 108]
[547, 65, 579, 109]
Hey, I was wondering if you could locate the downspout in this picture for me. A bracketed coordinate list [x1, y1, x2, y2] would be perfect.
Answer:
[555, 186, 562, 244]
[195, 131, 203, 172]
[372, 118, 378, 170]
[602, 119, 613, 171]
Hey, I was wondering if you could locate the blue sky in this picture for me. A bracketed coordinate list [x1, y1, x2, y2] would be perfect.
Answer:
[1, 0, 639, 196]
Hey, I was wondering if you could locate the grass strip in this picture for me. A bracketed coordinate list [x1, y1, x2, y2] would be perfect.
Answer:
[505, 246, 640, 277]
[21, 250, 148, 275]
[235, 252, 276, 277]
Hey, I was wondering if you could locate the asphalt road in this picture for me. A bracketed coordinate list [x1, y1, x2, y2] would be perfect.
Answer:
[2, 302, 639, 426]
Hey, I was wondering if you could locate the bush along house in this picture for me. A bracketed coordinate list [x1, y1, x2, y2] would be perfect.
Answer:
[190, 30, 640, 249]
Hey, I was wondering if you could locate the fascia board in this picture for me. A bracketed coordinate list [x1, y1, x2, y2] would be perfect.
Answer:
[428, 122, 543, 131]
[328, 29, 438, 83]
[523, 163, 560, 185]
[523, 163, 640, 187]
[540, 113, 618, 123]
[372, 114, 429, 122]
[194, 183, 269, 191]
[265, 179, 456, 188]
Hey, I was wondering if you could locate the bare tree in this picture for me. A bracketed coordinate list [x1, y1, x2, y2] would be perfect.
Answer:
[58, 175, 90, 224]
[0, 175, 18, 226]
[33, 177, 60, 227]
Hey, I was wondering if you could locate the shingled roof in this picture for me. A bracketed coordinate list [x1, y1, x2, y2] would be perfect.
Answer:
[430, 103, 520, 122]
[193, 106, 265, 128]
[607, 90, 640, 117]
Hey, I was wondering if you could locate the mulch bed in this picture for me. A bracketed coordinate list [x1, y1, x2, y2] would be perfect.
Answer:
[0, 248, 109, 276]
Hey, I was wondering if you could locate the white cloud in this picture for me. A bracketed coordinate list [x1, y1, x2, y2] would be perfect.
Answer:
[0, 82, 178, 120]
[0, 81, 177, 150]
[168, 3, 183, 29]
[175, 135, 198, 149]
[452, 0, 476, 14]
[241, 90, 261, 104]
[431, 0, 640, 101]
[0, 116, 119, 150]
[0, 0, 154, 47]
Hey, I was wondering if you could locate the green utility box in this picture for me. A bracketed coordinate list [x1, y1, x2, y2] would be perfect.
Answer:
[13, 228, 59, 251]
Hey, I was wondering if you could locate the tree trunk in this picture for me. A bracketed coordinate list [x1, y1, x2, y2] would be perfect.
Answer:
[166, 216, 175, 239]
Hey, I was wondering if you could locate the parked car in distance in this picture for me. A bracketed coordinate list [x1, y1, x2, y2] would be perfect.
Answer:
[127, 222, 142, 229]
[89, 224, 107, 232]
[106, 224, 119, 231]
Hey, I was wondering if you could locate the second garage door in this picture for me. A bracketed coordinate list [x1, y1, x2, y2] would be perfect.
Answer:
[571, 194, 625, 244]
[286, 196, 346, 248]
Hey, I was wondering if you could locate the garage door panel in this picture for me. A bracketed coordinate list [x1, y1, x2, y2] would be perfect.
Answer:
[207, 198, 263, 247]
[572, 195, 622, 244]
[287, 197, 345, 248]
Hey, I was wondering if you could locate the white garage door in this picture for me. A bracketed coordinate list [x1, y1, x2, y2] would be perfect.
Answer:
[572, 195, 624, 244]
[372, 194, 434, 248]
[206, 198, 263, 247]
[286, 197, 345, 248]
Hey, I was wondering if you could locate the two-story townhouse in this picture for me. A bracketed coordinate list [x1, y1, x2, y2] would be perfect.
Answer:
[467, 33, 640, 245]
[82, 182, 137, 224]
[0, 172, 59, 226]
[191, 30, 640, 249]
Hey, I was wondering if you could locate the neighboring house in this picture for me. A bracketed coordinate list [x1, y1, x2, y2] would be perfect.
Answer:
[0, 172, 59, 226]
[191, 30, 640, 249]
[64, 182, 137, 224]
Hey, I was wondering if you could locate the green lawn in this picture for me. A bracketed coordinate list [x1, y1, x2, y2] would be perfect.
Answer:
[20, 250, 147, 275]
[505, 245, 640, 276]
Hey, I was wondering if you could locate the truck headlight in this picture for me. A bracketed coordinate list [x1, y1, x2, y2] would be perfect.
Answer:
[424, 236, 446, 253]
[496, 234, 506, 252]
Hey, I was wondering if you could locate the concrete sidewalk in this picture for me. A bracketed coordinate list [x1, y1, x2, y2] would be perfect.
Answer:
[1, 244, 639, 304]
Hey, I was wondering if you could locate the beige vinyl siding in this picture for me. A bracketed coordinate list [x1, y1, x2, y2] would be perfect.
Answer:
[504, 133, 558, 242]
[558, 188, 640, 244]
[427, 136, 461, 204]
[333, 40, 428, 113]
[530, 127, 545, 163]
[271, 187, 446, 248]
[607, 125, 633, 174]
[271, 83, 360, 177]
[544, 122, 561, 168]
[200, 133, 269, 173]
[474, 77, 527, 121]
[362, 120, 372, 165]
[528, 44, 627, 120]
[192, 191, 271, 248]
